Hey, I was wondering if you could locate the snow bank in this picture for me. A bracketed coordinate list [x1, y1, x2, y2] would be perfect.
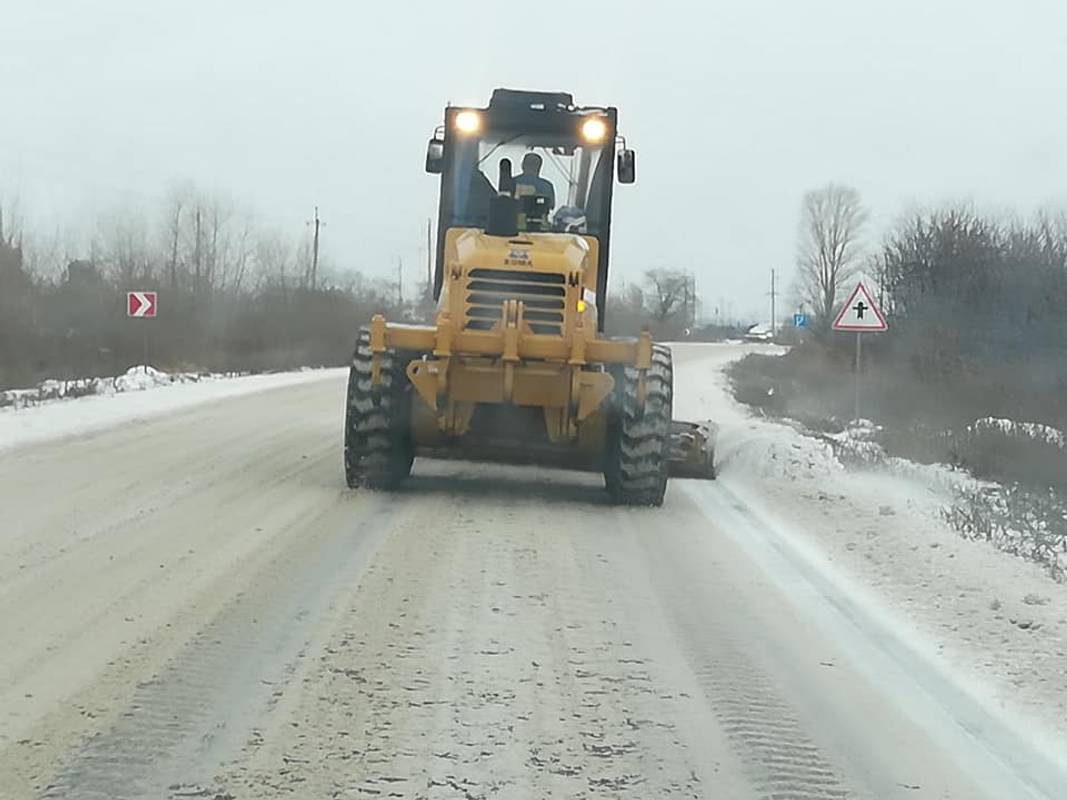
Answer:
[670, 342, 833, 481]
[1, 365, 231, 410]
[0, 366, 344, 453]
[716, 422, 843, 481]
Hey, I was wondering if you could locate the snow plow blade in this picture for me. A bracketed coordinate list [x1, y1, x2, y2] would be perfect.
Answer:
[668, 420, 717, 479]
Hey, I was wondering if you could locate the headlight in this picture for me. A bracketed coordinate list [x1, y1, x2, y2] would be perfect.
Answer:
[581, 117, 608, 143]
[454, 110, 481, 134]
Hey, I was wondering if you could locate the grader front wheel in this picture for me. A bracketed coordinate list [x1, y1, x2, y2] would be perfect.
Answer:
[343, 329, 414, 490]
[604, 343, 673, 506]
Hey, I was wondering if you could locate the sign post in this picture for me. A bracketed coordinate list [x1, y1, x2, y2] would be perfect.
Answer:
[831, 282, 887, 421]
[127, 291, 157, 371]
[854, 331, 862, 421]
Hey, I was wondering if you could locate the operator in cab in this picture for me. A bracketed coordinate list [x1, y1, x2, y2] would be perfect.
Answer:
[514, 153, 556, 211]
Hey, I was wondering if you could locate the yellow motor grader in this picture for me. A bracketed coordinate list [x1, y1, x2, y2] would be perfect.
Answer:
[344, 89, 714, 505]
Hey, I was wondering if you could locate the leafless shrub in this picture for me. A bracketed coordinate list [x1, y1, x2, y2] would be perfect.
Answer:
[943, 483, 1067, 582]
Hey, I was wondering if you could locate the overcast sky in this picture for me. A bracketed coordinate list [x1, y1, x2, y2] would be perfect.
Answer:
[3, 0, 1066, 320]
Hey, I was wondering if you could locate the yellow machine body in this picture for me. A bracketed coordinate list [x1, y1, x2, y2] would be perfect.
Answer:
[367, 227, 652, 470]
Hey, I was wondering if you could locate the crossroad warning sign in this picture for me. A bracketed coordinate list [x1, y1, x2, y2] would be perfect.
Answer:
[832, 282, 887, 332]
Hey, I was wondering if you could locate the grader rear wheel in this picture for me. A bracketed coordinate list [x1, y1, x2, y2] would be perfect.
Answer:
[343, 329, 414, 490]
[604, 343, 673, 506]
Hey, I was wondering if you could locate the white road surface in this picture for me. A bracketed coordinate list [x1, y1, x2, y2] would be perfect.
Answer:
[1, 344, 1065, 800]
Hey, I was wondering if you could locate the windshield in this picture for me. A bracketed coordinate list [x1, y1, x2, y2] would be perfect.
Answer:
[443, 130, 611, 235]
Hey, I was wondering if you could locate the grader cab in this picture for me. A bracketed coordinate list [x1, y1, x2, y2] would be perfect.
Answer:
[344, 89, 714, 505]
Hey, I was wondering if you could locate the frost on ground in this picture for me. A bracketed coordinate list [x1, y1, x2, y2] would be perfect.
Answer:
[673, 342, 1067, 746]
[0, 364, 344, 453]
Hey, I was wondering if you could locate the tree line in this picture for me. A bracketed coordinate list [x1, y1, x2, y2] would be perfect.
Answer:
[0, 187, 422, 389]
[874, 207, 1067, 364]
[793, 184, 1067, 431]
[0, 187, 718, 389]
[796, 185, 1067, 350]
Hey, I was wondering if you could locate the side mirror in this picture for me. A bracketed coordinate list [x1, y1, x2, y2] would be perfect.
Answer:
[425, 138, 445, 174]
[617, 148, 636, 184]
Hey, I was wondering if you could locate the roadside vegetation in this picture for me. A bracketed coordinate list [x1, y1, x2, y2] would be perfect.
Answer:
[0, 187, 427, 389]
[0, 190, 712, 390]
[731, 199, 1067, 579]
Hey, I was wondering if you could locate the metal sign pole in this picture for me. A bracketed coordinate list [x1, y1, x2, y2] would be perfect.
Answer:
[854, 331, 862, 422]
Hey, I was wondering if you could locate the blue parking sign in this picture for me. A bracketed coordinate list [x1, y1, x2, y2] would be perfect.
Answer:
[794, 313, 808, 328]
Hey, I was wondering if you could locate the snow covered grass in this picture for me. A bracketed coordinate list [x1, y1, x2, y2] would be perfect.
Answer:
[809, 418, 1067, 582]
[0, 365, 344, 453]
[727, 345, 1067, 582]
[944, 484, 1067, 582]
[969, 417, 1067, 450]
[0, 365, 246, 410]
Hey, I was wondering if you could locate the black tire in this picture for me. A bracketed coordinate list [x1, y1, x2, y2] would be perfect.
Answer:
[604, 344, 673, 506]
[343, 329, 413, 490]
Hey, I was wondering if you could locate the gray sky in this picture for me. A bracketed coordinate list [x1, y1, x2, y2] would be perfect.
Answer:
[3, 0, 1066, 320]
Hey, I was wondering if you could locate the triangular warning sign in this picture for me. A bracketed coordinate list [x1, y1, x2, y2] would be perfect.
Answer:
[832, 282, 888, 332]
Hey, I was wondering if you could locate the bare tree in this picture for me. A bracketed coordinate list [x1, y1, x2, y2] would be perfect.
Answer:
[25, 225, 78, 281]
[295, 232, 314, 290]
[796, 183, 867, 328]
[96, 207, 153, 285]
[643, 268, 691, 321]
[254, 231, 292, 290]
[162, 191, 185, 292]
[226, 211, 255, 294]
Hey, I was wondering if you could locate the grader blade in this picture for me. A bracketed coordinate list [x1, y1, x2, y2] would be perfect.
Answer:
[668, 420, 717, 479]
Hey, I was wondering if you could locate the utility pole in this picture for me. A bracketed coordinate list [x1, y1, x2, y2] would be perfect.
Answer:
[307, 206, 324, 290]
[397, 256, 403, 305]
[769, 268, 778, 337]
[681, 274, 691, 332]
[168, 203, 182, 293]
[684, 271, 696, 329]
[193, 207, 202, 295]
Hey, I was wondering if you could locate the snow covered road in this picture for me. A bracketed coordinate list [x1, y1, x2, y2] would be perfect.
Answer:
[1, 344, 1065, 799]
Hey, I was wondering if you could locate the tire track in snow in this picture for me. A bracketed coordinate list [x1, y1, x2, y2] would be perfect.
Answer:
[39, 495, 394, 800]
[622, 499, 852, 800]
